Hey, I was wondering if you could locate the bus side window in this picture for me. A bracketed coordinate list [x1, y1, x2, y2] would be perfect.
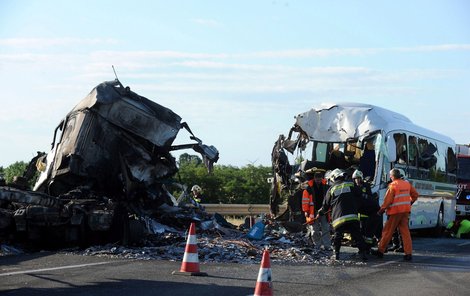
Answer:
[394, 133, 407, 165]
[447, 147, 457, 175]
[407, 136, 419, 179]
[408, 136, 418, 166]
[418, 139, 437, 169]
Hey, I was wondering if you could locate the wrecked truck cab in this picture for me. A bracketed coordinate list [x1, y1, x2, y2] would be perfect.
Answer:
[34, 79, 218, 200]
[1, 79, 218, 247]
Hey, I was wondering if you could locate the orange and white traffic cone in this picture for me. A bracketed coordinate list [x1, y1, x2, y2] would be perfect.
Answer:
[253, 250, 273, 296]
[172, 222, 208, 276]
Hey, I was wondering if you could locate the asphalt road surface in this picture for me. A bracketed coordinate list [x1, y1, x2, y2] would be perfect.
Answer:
[1, 237, 470, 296]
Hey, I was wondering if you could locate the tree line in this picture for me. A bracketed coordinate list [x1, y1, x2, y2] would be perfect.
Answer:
[0, 153, 273, 204]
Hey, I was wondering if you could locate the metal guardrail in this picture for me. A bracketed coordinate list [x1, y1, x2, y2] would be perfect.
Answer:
[201, 203, 287, 215]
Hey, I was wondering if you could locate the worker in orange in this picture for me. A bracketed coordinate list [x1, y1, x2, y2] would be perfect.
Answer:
[301, 168, 331, 252]
[301, 169, 316, 225]
[373, 168, 419, 261]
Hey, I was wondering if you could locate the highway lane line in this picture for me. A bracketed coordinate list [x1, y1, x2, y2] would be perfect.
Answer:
[0, 261, 111, 277]
[372, 259, 400, 268]
[457, 241, 470, 247]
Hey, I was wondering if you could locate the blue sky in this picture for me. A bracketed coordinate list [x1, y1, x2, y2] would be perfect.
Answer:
[1, 0, 469, 168]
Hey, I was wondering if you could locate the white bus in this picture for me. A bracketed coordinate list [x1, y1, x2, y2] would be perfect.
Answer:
[272, 102, 457, 232]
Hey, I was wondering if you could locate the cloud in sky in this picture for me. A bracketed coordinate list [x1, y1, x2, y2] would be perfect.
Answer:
[0, 38, 119, 50]
[1, 0, 469, 173]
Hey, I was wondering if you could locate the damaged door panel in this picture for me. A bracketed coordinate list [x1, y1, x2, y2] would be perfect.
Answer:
[0, 79, 218, 247]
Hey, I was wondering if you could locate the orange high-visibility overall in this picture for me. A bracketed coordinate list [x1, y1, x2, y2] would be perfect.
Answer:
[378, 179, 419, 255]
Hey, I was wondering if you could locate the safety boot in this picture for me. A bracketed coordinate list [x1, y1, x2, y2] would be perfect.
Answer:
[370, 249, 384, 258]
[359, 250, 368, 262]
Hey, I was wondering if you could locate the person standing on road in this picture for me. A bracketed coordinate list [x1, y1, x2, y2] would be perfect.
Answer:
[288, 173, 306, 224]
[387, 169, 408, 253]
[301, 170, 316, 225]
[302, 168, 332, 252]
[352, 169, 381, 252]
[317, 168, 368, 261]
[373, 168, 419, 261]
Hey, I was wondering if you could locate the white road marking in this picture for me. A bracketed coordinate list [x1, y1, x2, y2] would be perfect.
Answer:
[457, 241, 470, 247]
[372, 260, 400, 268]
[0, 261, 111, 277]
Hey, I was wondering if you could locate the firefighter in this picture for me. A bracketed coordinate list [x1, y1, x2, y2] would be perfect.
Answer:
[317, 168, 368, 261]
[447, 219, 470, 239]
[352, 169, 381, 252]
[373, 168, 419, 261]
[289, 173, 306, 224]
[190, 185, 205, 210]
[301, 168, 331, 252]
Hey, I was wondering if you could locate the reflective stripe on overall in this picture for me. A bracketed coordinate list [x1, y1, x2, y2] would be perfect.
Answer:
[302, 179, 315, 215]
[387, 180, 412, 215]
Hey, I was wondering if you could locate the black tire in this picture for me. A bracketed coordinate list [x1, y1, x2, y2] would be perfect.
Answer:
[109, 204, 130, 246]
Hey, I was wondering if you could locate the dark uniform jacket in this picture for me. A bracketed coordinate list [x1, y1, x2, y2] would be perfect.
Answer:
[356, 183, 380, 215]
[319, 180, 361, 229]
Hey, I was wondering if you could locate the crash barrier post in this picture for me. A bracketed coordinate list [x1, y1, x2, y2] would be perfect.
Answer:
[253, 249, 273, 296]
[202, 203, 287, 228]
[172, 222, 208, 276]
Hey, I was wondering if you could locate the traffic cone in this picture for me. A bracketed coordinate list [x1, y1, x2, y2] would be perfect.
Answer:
[172, 222, 208, 276]
[253, 250, 273, 296]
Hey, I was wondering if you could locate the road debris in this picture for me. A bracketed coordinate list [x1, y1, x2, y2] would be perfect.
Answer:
[62, 215, 367, 266]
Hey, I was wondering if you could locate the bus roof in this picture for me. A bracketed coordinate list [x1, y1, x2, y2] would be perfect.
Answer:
[294, 102, 455, 145]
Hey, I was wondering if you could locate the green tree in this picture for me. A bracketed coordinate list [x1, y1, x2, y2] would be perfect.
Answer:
[176, 154, 272, 204]
[3, 161, 28, 184]
[178, 153, 203, 166]
[0, 166, 4, 184]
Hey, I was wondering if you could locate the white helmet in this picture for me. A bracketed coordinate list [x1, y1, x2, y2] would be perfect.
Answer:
[191, 185, 202, 193]
[352, 170, 363, 179]
[329, 168, 346, 182]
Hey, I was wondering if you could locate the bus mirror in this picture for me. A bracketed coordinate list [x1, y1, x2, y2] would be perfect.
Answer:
[386, 135, 397, 162]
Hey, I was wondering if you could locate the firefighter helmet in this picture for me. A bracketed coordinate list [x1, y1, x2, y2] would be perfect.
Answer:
[191, 185, 202, 193]
[352, 170, 363, 179]
[329, 168, 346, 182]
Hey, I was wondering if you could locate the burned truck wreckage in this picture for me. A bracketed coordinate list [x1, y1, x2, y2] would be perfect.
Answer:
[0, 79, 219, 247]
